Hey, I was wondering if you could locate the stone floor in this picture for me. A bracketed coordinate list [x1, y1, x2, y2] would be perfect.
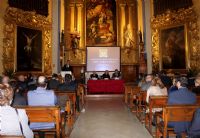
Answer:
[69, 97, 152, 138]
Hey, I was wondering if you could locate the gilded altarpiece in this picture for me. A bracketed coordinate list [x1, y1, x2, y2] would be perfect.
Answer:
[65, 0, 139, 65]
[3, 7, 52, 75]
[151, 8, 200, 72]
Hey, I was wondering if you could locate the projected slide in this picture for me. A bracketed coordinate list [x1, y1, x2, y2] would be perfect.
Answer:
[87, 47, 120, 71]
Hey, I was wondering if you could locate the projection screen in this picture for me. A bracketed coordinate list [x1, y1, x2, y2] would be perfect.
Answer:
[86, 47, 120, 71]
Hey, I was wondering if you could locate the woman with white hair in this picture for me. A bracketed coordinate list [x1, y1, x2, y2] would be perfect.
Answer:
[0, 84, 33, 138]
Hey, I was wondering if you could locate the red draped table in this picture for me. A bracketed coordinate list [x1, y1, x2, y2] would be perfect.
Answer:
[87, 80, 125, 94]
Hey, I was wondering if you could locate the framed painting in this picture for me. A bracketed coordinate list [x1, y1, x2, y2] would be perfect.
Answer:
[17, 26, 42, 71]
[160, 25, 188, 70]
[86, 0, 116, 46]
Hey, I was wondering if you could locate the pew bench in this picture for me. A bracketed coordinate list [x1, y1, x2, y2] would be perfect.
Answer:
[15, 106, 61, 138]
[156, 104, 200, 138]
[136, 91, 147, 123]
[145, 96, 168, 136]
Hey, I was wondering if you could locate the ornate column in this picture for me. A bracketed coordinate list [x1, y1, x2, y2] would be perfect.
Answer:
[70, 4, 75, 32]
[119, 4, 126, 48]
[76, 3, 83, 48]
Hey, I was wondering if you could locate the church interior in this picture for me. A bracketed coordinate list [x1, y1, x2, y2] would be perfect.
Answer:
[1, 0, 200, 138]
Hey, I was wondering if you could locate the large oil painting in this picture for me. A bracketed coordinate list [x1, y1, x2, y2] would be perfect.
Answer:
[17, 26, 42, 71]
[86, 0, 116, 46]
[160, 25, 186, 69]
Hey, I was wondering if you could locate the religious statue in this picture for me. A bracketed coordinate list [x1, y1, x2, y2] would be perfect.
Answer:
[70, 32, 80, 56]
[124, 24, 134, 47]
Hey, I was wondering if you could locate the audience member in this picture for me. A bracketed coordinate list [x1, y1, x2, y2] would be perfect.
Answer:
[62, 59, 73, 72]
[58, 74, 77, 91]
[146, 77, 167, 103]
[192, 76, 200, 95]
[27, 76, 57, 131]
[90, 71, 99, 80]
[1, 76, 10, 87]
[141, 74, 153, 91]
[168, 77, 196, 137]
[0, 84, 33, 137]
[112, 69, 121, 79]
[48, 73, 60, 90]
[27, 74, 37, 91]
[168, 77, 178, 94]
[102, 70, 110, 80]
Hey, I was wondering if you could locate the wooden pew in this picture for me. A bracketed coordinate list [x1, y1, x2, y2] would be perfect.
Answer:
[54, 90, 76, 115]
[145, 96, 168, 136]
[15, 106, 61, 138]
[77, 84, 85, 108]
[130, 86, 141, 110]
[136, 91, 147, 123]
[156, 104, 200, 138]
[124, 85, 132, 105]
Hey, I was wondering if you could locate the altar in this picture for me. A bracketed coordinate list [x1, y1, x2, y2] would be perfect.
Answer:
[87, 80, 125, 94]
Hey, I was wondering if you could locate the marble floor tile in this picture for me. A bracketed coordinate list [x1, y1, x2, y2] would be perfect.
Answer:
[70, 97, 152, 138]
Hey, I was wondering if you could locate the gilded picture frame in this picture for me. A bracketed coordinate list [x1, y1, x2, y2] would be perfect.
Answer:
[159, 25, 188, 70]
[151, 8, 200, 72]
[3, 7, 52, 75]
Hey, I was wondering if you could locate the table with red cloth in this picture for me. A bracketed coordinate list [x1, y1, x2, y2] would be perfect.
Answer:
[87, 80, 125, 94]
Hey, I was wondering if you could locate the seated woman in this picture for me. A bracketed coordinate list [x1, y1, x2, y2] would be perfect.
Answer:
[90, 71, 99, 80]
[101, 70, 110, 80]
[0, 84, 33, 138]
[146, 77, 168, 112]
[112, 69, 121, 79]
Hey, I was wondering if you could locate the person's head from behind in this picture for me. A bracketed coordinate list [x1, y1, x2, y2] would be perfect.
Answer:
[65, 74, 72, 83]
[157, 77, 166, 89]
[52, 73, 58, 79]
[18, 74, 25, 82]
[2, 76, 10, 87]
[145, 74, 153, 83]
[194, 77, 200, 87]
[151, 77, 158, 86]
[0, 85, 13, 106]
[176, 77, 188, 89]
[37, 76, 47, 88]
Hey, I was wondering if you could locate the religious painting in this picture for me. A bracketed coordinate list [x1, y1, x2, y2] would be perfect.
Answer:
[17, 26, 42, 71]
[86, 0, 116, 46]
[160, 25, 186, 69]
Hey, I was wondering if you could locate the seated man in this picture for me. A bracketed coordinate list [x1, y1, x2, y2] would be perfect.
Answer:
[141, 74, 153, 91]
[47, 73, 60, 90]
[58, 74, 77, 91]
[101, 70, 110, 80]
[168, 77, 196, 137]
[112, 69, 121, 79]
[27, 76, 57, 130]
[90, 71, 98, 80]
[192, 76, 200, 95]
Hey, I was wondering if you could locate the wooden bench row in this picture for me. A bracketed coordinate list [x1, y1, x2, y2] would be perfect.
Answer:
[124, 85, 200, 138]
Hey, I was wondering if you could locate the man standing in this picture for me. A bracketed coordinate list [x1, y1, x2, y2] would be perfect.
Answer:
[62, 59, 73, 72]
[168, 77, 196, 137]
[27, 76, 57, 131]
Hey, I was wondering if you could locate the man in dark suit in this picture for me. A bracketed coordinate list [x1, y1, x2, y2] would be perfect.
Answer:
[47, 73, 60, 90]
[112, 69, 121, 79]
[62, 60, 73, 72]
[90, 71, 99, 79]
[102, 70, 110, 79]
[168, 77, 197, 138]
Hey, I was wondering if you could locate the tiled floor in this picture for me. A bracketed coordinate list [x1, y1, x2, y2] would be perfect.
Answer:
[70, 97, 152, 138]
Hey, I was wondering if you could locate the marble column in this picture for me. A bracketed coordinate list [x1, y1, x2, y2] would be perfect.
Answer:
[52, 0, 61, 73]
[76, 4, 83, 48]
[119, 4, 126, 48]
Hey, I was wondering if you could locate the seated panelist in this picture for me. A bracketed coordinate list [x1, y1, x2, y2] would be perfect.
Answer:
[112, 69, 121, 79]
[102, 70, 110, 80]
[90, 71, 98, 80]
